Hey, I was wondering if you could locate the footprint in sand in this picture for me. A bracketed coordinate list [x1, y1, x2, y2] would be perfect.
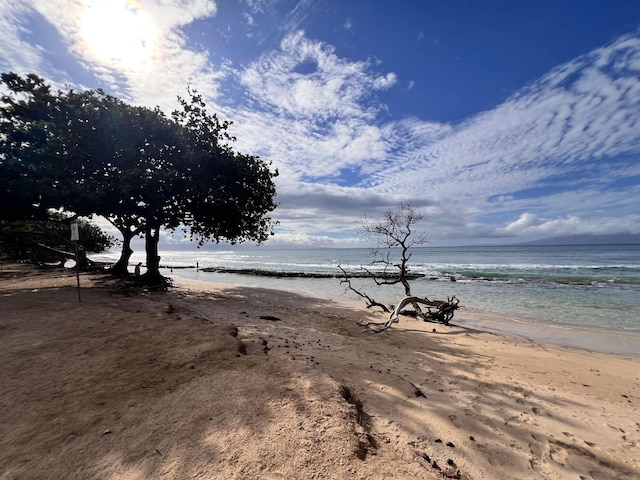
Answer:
[470, 396, 483, 412]
[448, 414, 461, 428]
[528, 433, 544, 460]
[482, 418, 499, 431]
[549, 445, 569, 466]
[531, 406, 545, 415]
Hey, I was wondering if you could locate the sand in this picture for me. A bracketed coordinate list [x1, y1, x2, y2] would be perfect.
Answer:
[1, 264, 639, 480]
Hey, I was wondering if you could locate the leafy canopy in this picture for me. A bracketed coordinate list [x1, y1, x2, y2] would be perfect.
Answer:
[0, 72, 279, 277]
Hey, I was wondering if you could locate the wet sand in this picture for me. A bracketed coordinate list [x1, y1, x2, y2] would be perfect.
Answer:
[454, 309, 640, 356]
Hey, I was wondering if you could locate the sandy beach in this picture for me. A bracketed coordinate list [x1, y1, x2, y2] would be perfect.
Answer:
[1, 264, 639, 479]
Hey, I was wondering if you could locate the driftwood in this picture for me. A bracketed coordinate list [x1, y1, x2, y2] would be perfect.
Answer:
[338, 265, 391, 312]
[339, 264, 459, 332]
[358, 295, 460, 333]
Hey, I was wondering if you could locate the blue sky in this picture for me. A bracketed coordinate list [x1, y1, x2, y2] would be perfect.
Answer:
[1, 0, 640, 247]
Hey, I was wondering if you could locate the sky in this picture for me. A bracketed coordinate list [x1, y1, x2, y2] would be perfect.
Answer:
[1, 0, 640, 247]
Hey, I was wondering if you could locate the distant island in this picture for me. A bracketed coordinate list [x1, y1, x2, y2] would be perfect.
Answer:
[515, 233, 640, 246]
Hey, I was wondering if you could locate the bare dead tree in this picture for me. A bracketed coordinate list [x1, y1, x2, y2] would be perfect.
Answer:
[360, 203, 428, 296]
[339, 203, 459, 332]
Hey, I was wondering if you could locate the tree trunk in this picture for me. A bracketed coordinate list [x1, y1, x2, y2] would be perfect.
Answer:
[110, 227, 135, 276]
[144, 223, 164, 286]
[400, 272, 423, 315]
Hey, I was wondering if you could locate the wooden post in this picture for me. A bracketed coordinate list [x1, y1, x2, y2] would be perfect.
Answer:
[70, 220, 81, 302]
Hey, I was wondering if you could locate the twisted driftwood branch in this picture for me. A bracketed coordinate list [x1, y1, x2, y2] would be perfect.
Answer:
[358, 295, 460, 333]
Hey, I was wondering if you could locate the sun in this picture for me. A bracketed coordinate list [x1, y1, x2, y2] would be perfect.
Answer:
[81, 0, 158, 70]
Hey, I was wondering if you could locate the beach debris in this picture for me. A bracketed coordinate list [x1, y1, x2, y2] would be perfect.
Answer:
[357, 295, 460, 332]
[102, 429, 112, 435]
[443, 467, 462, 479]
[410, 382, 426, 398]
[259, 315, 281, 321]
[418, 451, 463, 479]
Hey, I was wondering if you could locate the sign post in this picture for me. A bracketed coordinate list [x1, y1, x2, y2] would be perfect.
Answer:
[70, 219, 81, 302]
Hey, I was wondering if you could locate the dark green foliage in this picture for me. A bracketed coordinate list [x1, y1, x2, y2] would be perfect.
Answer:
[0, 73, 58, 220]
[0, 73, 279, 283]
[172, 91, 278, 246]
[0, 213, 116, 265]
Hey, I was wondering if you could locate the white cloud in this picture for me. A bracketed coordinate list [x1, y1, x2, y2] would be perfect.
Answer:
[219, 31, 400, 183]
[2, 2, 639, 246]
[0, 2, 67, 78]
[367, 34, 640, 206]
[264, 231, 347, 247]
[372, 72, 397, 90]
[498, 213, 640, 238]
[1, 0, 221, 110]
[502, 213, 540, 233]
[280, 0, 319, 34]
[243, 12, 255, 27]
[244, 0, 267, 15]
[227, 32, 640, 244]
[239, 31, 394, 121]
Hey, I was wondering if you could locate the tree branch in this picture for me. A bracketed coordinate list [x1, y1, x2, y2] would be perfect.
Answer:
[338, 264, 391, 313]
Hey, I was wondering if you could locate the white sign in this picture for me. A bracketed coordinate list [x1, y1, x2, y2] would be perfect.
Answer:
[70, 222, 79, 241]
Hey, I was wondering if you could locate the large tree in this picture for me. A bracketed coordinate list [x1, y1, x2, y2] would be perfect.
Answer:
[1, 74, 140, 271]
[0, 73, 279, 284]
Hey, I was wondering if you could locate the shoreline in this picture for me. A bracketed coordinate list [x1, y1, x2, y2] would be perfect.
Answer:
[454, 308, 640, 357]
[2, 265, 639, 479]
[172, 273, 640, 357]
[88, 247, 640, 339]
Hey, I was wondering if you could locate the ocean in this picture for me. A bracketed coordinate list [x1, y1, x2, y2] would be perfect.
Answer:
[91, 244, 640, 354]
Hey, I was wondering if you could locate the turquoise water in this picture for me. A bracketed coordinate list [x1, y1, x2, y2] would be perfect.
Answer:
[92, 245, 640, 337]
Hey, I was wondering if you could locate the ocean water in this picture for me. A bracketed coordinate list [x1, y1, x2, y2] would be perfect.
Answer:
[91, 245, 640, 352]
